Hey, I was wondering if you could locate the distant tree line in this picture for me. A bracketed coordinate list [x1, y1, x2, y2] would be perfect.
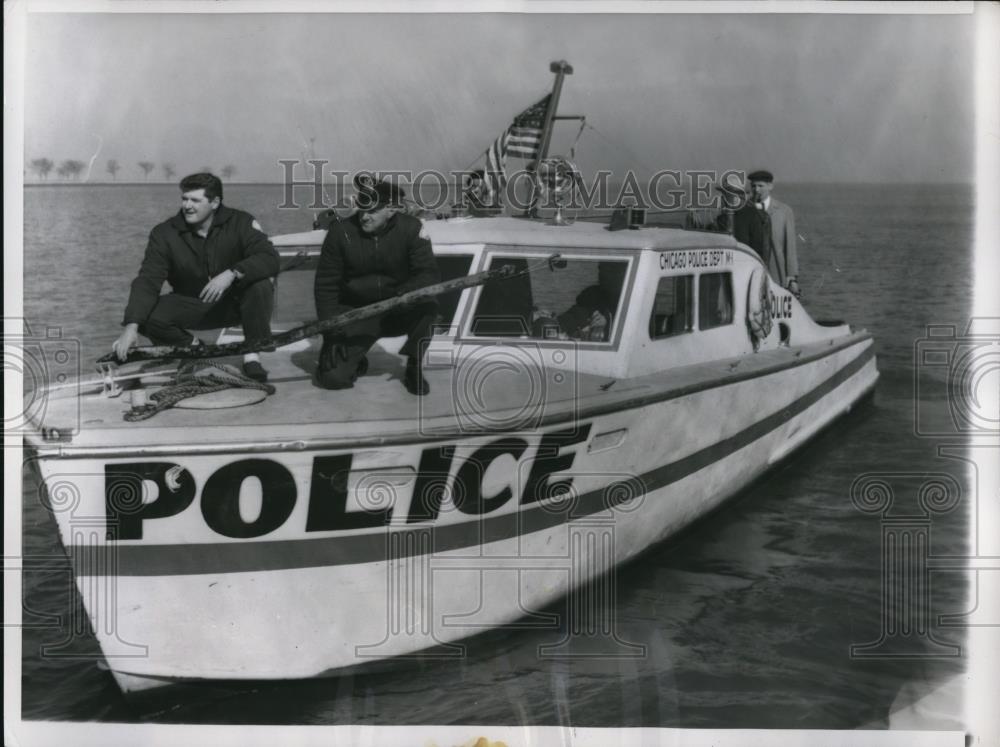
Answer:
[29, 158, 239, 182]
[29, 158, 87, 180]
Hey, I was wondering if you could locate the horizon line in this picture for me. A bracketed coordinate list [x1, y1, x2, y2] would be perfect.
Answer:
[22, 179, 978, 187]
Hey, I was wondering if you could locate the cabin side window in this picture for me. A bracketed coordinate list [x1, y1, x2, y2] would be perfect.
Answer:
[272, 251, 320, 324]
[698, 272, 734, 330]
[470, 251, 629, 342]
[432, 254, 475, 332]
[649, 275, 693, 339]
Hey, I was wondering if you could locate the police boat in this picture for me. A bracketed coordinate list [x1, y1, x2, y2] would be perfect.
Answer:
[23, 60, 878, 694]
[24, 207, 878, 693]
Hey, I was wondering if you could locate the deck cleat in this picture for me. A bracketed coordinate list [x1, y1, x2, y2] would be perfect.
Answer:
[97, 362, 124, 398]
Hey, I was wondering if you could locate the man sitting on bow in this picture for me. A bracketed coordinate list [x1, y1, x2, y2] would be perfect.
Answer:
[111, 172, 279, 381]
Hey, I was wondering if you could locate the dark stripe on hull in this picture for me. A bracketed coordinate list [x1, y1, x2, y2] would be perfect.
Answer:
[73, 345, 876, 576]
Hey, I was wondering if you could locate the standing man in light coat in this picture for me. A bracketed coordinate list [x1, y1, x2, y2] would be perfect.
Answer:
[747, 170, 800, 298]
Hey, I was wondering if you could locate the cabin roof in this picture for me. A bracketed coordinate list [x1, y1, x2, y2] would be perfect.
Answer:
[272, 216, 743, 253]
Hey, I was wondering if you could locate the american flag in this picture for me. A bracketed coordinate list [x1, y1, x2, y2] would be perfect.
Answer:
[485, 94, 551, 197]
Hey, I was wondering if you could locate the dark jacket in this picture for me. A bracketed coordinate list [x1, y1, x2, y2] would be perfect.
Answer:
[733, 204, 773, 268]
[122, 205, 279, 326]
[314, 212, 439, 320]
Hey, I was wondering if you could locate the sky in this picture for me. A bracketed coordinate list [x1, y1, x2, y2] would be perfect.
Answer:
[21, 8, 976, 184]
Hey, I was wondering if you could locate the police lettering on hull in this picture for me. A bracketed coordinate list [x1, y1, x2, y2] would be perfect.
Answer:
[769, 291, 794, 320]
[659, 249, 734, 271]
[104, 424, 592, 540]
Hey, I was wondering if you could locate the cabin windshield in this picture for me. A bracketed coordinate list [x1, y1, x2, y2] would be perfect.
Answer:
[470, 251, 630, 342]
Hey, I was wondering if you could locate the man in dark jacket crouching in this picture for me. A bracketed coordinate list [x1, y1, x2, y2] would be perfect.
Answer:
[313, 180, 440, 395]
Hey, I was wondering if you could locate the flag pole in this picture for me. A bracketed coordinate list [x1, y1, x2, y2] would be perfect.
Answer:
[526, 60, 573, 216]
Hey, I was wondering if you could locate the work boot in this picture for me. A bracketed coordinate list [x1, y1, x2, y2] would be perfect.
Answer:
[403, 357, 429, 396]
[242, 360, 269, 383]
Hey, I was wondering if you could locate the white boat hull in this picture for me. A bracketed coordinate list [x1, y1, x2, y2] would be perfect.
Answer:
[34, 336, 877, 693]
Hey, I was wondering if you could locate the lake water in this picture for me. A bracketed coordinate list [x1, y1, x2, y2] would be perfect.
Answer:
[18, 183, 973, 729]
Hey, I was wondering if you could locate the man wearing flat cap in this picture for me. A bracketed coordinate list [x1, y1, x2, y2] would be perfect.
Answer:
[314, 178, 440, 395]
[734, 170, 800, 297]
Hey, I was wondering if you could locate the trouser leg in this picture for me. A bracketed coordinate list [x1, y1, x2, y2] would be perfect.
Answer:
[315, 301, 438, 390]
[385, 301, 439, 361]
[140, 280, 275, 348]
[139, 293, 215, 346]
[235, 278, 274, 344]
[382, 301, 438, 396]
[317, 313, 379, 390]
[316, 334, 377, 389]
[200, 278, 274, 340]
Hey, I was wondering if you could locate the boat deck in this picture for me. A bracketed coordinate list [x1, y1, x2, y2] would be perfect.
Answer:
[32, 331, 874, 455]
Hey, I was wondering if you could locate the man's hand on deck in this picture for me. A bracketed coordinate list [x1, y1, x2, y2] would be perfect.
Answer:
[200, 269, 237, 304]
[112, 324, 139, 362]
[787, 278, 801, 299]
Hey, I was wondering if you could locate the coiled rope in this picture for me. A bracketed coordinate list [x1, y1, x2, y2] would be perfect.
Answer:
[124, 362, 275, 422]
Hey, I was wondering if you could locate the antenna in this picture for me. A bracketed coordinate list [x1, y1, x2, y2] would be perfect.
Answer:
[532, 60, 573, 172]
[526, 60, 573, 217]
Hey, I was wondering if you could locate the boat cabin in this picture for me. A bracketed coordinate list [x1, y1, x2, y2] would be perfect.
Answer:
[270, 215, 843, 381]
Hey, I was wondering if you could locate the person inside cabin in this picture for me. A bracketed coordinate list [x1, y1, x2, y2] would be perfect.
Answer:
[531, 261, 627, 342]
[556, 261, 627, 341]
[734, 169, 800, 298]
[313, 179, 440, 395]
[110, 172, 280, 382]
